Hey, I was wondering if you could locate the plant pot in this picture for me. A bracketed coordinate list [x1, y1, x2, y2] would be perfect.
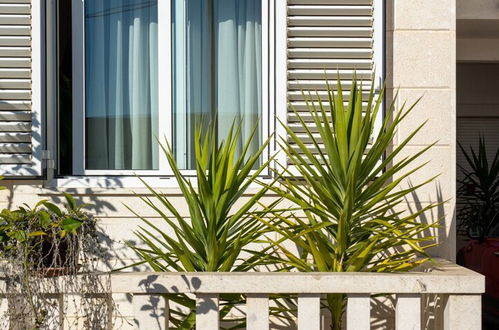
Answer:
[30, 236, 80, 273]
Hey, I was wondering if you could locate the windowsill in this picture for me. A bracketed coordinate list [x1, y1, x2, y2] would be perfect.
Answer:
[47, 176, 181, 189]
[44, 174, 276, 193]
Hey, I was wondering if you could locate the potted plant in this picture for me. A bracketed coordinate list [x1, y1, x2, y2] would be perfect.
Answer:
[457, 137, 499, 241]
[0, 194, 113, 329]
[0, 193, 97, 276]
[128, 120, 277, 328]
[259, 79, 440, 329]
[456, 137, 499, 326]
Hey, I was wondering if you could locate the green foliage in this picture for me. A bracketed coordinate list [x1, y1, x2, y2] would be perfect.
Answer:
[0, 195, 109, 328]
[259, 79, 440, 329]
[129, 120, 276, 328]
[457, 137, 499, 240]
[0, 193, 95, 262]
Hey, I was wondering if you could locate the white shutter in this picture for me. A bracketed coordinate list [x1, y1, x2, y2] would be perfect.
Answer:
[0, 0, 42, 176]
[286, 0, 382, 161]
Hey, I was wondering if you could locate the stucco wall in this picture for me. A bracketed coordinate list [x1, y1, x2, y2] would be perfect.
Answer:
[0, 0, 458, 269]
[386, 0, 457, 260]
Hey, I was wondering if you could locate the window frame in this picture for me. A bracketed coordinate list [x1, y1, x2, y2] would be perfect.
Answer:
[69, 0, 272, 178]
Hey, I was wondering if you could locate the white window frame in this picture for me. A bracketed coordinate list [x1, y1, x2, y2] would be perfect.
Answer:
[67, 0, 272, 181]
[71, 0, 170, 176]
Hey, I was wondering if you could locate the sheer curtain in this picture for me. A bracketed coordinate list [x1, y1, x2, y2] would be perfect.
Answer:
[85, 0, 158, 170]
[173, 0, 262, 169]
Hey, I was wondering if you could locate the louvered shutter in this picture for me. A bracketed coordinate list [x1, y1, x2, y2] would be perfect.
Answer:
[0, 0, 42, 176]
[286, 0, 382, 161]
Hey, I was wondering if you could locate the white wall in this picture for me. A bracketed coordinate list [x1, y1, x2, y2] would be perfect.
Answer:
[0, 0, 459, 269]
[386, 0, 457, 260]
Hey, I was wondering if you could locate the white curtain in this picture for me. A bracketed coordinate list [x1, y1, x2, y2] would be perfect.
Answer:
[85, 0, 158, 170]
[173, 0, 262, 169]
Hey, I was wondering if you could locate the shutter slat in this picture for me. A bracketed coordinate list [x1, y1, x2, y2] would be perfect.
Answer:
[288, 37, 372, 48]
[0, 36, 29, 46]
[288, 5, 372, 16]
[0, 68, 30, 78]
[288, 90, 370, 101]
[0, 110, 30, 121]
[0, 15, 30, 25]
[0, 4, 30, 14]
[288, 69, 373, 80]
[0, 26, 30, 36]
[289, 48, 372, 59]
[288, 0, 372, 4]
[0, 132, 31, 142]
[289, 27, 372, 37]
[0, 57, 30, 68]
[0, 78, 30, 89]
[288, 80, 372, 90]
[0, 0, 31, 3]
[0, 100, 30, 110]
[0, 122, 31, 132]
[289, 102, 368, 112]
[0, 154, 30, 164]
[0, 90, 30, 100]
[0, 46, 30, 57]
[288, 59, 373, 69]
[0, 143, 30, 153]
[289, 16, 372, 27]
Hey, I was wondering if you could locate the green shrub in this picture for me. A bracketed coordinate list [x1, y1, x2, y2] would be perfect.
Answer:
[457, 137, 499, 240]
[259, 79, 440, 329]
[129, 120, 276, 328]
[0, 193, 96, 269]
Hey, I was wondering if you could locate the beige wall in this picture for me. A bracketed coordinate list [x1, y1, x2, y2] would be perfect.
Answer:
[0, 1, 459, 268]
[386, 0, 457, 260]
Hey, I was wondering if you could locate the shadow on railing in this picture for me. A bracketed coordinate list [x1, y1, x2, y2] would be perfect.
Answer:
[0, 259, 485, 330]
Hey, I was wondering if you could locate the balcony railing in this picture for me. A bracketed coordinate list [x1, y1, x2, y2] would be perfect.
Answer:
[0, 259, 485, 329]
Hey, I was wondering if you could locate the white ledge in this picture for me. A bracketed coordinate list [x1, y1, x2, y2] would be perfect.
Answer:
[110, 259, 484, 295]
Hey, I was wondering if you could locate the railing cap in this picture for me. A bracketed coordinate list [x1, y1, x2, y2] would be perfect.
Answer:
[110, 259, 485, 295]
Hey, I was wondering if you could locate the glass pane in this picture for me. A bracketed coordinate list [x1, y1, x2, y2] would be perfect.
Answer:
[172, 0, 262, 169]
[85, 0, 159, 170]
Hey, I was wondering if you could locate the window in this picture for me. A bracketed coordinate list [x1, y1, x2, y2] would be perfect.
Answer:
[62, 0, 269, 176]
[83, 0, 159, 171]
[172, 1, 263, 170]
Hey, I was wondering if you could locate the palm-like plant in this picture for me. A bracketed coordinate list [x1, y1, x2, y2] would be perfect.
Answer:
[129, 120, 276, 328]
[260, 79, 440, 329]
[457, 137, 499, 240]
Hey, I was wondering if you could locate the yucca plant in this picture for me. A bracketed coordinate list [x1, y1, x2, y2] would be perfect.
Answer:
[128, 119, 276, 329]
[259, 79, 440, 329]
[457, 137, 499, 240]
